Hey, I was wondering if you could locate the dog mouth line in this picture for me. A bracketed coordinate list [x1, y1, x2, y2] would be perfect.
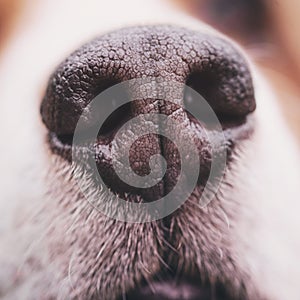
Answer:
[117, 273, 235, 300]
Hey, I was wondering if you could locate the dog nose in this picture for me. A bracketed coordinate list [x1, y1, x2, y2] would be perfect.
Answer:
[41, 25, 255, 203]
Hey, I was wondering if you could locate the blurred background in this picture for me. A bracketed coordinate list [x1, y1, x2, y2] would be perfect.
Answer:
[174, 0, 300, 139]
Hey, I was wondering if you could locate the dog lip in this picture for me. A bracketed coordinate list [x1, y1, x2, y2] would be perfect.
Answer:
[126, 281, 206, 300]
[120, 278, 231, 300]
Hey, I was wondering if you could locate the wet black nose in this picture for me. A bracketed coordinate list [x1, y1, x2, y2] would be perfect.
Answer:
[41, 25, 255, 202]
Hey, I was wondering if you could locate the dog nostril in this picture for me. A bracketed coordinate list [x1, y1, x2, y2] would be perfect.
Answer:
[98, 102, 131, 136]
[86, 83, 132, 137]
[184, 52, 255, 125]
[40, 75, 132, 140]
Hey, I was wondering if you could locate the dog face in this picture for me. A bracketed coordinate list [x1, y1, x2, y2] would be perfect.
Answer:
[0, 1, 300, 299]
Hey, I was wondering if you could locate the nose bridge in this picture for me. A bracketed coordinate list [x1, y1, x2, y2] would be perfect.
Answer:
[120, 30, 207, 196]
[125, 77, 195, 202]
[127, 77, 185, 113]
[118, 28, 190, 117]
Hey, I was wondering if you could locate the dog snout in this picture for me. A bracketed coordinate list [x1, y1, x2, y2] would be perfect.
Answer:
[41, 25, 256, 203]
